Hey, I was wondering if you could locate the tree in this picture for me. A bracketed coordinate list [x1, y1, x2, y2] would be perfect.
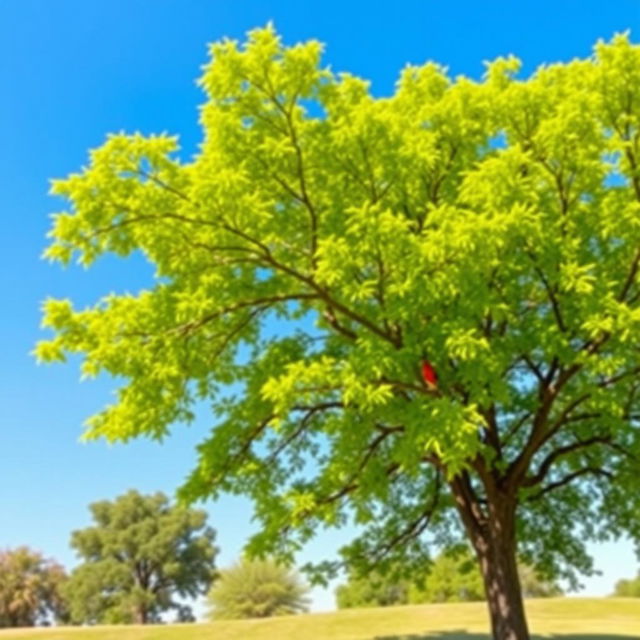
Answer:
[613, 571, 640, 597]
[408, 549, 485, 604]
[336, 567, 410, 609]
[36, 25, 640, 639]
[517, 564, 563, 599]
[63, 490, 217, 624]
[0, 547, 68, 627]
[207, 559, 309, 619]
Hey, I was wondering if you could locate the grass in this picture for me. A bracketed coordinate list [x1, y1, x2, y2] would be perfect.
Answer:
[0, 598, 638, 640]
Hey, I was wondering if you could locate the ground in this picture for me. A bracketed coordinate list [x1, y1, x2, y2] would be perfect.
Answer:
[0, 599, 638, 639]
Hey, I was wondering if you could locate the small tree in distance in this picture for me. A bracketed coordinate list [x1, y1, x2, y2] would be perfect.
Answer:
[335, 566, 410, 609]
[63, 490, 217, 624]
[408, 549, 485, 605]
[37, 25, 640, 640]
[613, 571, 640, 597]
[207, 559, 309, 619]
[337, 549, 561, 608]
[0, 547, 68, 627]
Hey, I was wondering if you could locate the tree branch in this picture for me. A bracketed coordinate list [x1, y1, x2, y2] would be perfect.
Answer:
[172, 293, 319, 336]
[369, 471, 442, 565]
[523, 435, 617, 488]
[527, 467, 613, 501]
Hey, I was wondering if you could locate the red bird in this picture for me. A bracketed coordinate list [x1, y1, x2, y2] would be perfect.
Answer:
[421, 360, 438, 388]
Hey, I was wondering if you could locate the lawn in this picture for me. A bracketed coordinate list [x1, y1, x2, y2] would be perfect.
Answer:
[0, 599, 638, 640]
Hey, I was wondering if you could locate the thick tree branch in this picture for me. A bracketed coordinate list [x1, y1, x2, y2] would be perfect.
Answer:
[449, 472, 488, 541]
[507, 331, 612, 487]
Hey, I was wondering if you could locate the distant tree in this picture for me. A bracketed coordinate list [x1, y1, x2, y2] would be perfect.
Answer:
[408, 549, 485, 604]
[518, 563, 563, 599]
[613, 571, 640, 597]
[207, 559, 309, 619]
[0, 547, 68, 627]
[336, 548, 562, 608]
[63, 490, 217, 624]
[335, 568, 410, 609]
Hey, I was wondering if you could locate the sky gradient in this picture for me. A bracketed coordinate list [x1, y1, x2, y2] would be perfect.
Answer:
[1, 0, 639, 615]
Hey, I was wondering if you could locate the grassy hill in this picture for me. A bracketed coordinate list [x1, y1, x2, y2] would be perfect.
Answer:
[0, 598, 638, 640]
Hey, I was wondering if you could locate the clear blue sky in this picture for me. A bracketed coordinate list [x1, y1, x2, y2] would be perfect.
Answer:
[1, 0, 639, 616]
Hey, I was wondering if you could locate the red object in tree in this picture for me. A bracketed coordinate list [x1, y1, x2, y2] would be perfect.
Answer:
[421, 360, 438, 388]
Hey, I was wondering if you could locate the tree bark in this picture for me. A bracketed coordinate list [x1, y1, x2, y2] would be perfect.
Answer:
[474, 502, 529, 640]
[450, 476, 530, 640]
[476, 536, 529, 638]
[134, 606, 148, 625]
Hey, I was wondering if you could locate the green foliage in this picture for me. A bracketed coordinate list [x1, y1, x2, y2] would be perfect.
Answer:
[63, 490, 217, 624]
[408, 549, 484, 604]
[336, 549, 561, 608]
[335, 567, 410, 609]
[613, 571, 640, 596]
[518, 563, 563, 599]
[207, 558, 309, 619]
[37, 24, 640, 602]
[0, 547, 68, 627]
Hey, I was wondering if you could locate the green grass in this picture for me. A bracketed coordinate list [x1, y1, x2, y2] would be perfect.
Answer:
[1, 599, 638, 640]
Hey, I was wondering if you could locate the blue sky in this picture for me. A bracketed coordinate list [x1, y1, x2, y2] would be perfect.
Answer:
[1, 0, 639, 616]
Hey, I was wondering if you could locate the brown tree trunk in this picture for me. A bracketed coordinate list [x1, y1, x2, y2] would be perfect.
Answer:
[474, 503, 529, 640]
[134, 606, 148, 625]
[450, 476, 530, 640]
[476, 534, 529, 639]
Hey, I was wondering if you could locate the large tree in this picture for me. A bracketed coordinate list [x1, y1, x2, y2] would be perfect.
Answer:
[0, 547, 67, 627]
[37, 26, 640, 639]
[63, 490, 217, 624]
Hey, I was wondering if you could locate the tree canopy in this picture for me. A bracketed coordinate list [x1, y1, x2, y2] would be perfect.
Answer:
[207, 558, 309, 619]
[63, 490, 217, 624]
[37, 25, 640, 639]
[0, 547, 67, 627]
[335, 567, 410, 609]
[612, 570, 640, 597]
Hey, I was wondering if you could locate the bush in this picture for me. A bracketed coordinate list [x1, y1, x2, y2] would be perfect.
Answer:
[208, 559, 310, 619]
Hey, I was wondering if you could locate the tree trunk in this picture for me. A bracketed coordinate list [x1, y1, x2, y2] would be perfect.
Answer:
[473, 502, 530, 640]
[450, 476, 530, 640]
[134, 606, 148, 625]
[476, 535, 529, 638]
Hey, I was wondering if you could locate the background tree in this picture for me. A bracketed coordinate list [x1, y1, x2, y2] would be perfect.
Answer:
[207, 559, 309, 619]
[336, 547, 561, 608]
[517, 563, 563, 599]
[612, 571, 640, 597]
[37, 25, 640, 640]
[0, 547, 67, 627]
[63, 490, 216, 624]
[335, 566, 410, 609]
[408, 549, 485, 604]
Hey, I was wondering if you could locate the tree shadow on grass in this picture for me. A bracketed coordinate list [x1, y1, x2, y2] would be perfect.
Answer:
[373, 633, 640, 640]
